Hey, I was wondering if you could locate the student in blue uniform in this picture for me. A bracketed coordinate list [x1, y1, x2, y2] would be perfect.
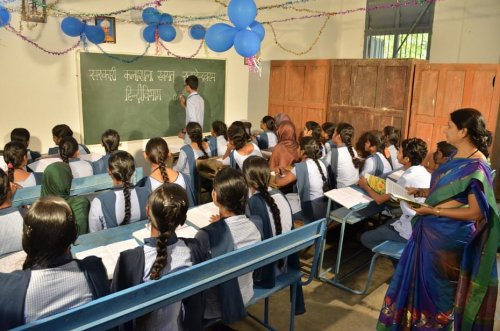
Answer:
[383, 126, 403, 170]
[195, 168, 263, 323]
[3, 141, 40, 188]
[321, 122, 336, 155]
[206, 120, 228, 157]
[48, 124, 90, 156]
[275, 136, 330, 222]
[0, 169, 24, 257]
[256, 115, 278, 150]
[10, 128, 41, 164]
[89, 151, 149, 232]
[0, 196, 109, 329]
[359, 130, 393, 177]
[92, 129, 120, 174]
[221, 122, 262, 170]
[303, 121, 327, 161]
[112, 183, 206, 330]
[140, 137, 196, 206]
[59, 136, 93, 178]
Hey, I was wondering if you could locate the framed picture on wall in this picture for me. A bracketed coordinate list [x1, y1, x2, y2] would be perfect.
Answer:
[95, 16, 116, 43]
[22, 0, 47, 23]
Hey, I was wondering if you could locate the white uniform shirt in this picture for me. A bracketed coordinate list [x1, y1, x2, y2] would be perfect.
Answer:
[16, 173, 37, 188]
[360, 152, 392, 177]
[185, 92, 204, 126]
[291, 159, 328, 201]
[69, 160, 93, 178]
[326, 146, 360, 188]
[221, 143, 262, 169]
[388, 145, 403, 170]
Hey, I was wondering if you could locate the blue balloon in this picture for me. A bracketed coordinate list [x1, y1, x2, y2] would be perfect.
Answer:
[159, 13, 173, 25]
[0, 6, 11, 28]
[158, 24, 176, 42]
[84, 25, 105, 44]
[143, 25, 157, 43]
[61, 17, 84, 37]
[142, 7, 160, 25]
[249, 21, 265, 41]
[228, 0, 257, 29]
[190, 24, 206, 40]
[234, 30, 260, 57]
[205, 23, 237, 52]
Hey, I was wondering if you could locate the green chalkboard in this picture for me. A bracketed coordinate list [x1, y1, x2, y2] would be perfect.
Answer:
[79, 52, 225, 144]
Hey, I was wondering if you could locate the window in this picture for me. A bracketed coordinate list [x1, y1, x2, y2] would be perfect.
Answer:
[364, 0, 435, 60]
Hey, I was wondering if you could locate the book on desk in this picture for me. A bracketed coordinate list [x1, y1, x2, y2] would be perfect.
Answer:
[324, 187, 373, 210]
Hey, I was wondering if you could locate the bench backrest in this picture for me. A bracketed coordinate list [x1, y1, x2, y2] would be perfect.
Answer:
[12, 168, 144, 207]
[14, 219, 326, 331]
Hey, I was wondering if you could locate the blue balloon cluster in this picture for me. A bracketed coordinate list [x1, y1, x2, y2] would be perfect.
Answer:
[0, 5, 11, 27]
[61, 17, 105, 44]
[189, 24, 206, 40]
[142, 7, 176, 43]
[205, 0, 264, 57]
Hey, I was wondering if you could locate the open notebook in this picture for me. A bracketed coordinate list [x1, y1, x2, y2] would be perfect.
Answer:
[324, 187, 373, 209]
[186, 202, 219, 229]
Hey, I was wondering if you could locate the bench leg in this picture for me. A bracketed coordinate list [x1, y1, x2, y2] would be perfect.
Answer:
[289, 282, 297, 331]
[264, 297, 269, 325]
[361, 252, 380, 294]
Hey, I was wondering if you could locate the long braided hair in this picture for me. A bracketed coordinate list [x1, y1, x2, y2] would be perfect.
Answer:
[108, 151, 136, 225]
[3, 141, 27, 183]
[101, 129, 120, 154]
[0, 169, 11, 206]
[336, 123, 360, 168]
[300, 136, 329, 192]
[145, 137, 170, 183]
[59, 136, 78, 163]
[242, 156, 282, 235]
[148, 183, 188, 280]
[187, 122, 209, 159]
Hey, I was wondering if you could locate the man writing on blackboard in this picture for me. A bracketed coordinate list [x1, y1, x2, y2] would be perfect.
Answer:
[178, 75, 204, 143]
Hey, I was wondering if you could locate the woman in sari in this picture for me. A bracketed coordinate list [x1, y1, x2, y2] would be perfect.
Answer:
[41, 162, 90, 235]
[377, 108, 499, 331]
[269, 120, 299, 171]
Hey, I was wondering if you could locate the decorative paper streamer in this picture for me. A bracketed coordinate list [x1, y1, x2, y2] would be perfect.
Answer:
[159, 38, 204, 58]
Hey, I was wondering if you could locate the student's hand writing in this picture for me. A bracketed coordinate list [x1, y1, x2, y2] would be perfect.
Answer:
[209, 214, 221, 223]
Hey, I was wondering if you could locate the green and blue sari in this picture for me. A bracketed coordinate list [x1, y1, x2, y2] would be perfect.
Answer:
[377, 157, 499, 330]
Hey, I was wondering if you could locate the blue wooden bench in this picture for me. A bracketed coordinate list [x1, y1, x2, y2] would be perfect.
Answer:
[13, 219, 327, 331]
[12, 168, 143, 207]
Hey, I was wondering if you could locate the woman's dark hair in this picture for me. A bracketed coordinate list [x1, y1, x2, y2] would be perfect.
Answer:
[0, 169, 11, 206]
[59, 136, 79, 163]
[148, 183, 188, 280]
[213, 167, 248, 215]
[336, 123, 360, 169]
[22, 196, 77, 269]
[10, 128, 30, 148]
[262, 116, 276, 132]
[401, 138, 428, 166]
[300, 137, 329, 192]
[383, 126, 401, 148]
[108, 151, 136, 225]
[243, 121, 252, 138]
[355, 131, 371, 158]
[227, 123, 249, 150]
[231, 121, 251, 142]
[212, 120, 228, 140]
[3, 141, 27, 183]
[436, 141, 457, 158]
[145, 137, 170, 184]
[101, 129, 120, 154]
[321, 122, 336, 141]
[305, 121, 323, 146]
[450, 108, 492, 158]
[242, 156, 281, 235]
[187, 122, 209, 159]
[52, 124, 73, 139]
[363, 130, 386, 154]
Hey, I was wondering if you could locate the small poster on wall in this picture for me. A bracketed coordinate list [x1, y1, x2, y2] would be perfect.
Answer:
[22, 0, 47, 23]
[95, 16, 116, 43]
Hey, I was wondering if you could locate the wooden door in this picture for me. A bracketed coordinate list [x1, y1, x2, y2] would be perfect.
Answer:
[268, 60, 330, 129]
[408, 63, 500, 195]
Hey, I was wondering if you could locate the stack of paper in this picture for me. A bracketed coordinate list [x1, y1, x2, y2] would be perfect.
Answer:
[324, 187, 373, 209]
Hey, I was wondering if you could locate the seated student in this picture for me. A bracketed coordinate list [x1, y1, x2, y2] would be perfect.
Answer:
[269, 121, 299, 171]
[326, 122, 360, 188]
[359, 130, 393, 177]
[3, 141, 40, 188]
[59, 136, 93, 178]
[433, 140, 457, 167]
[383, 126, 403, 170]
[358, 138, 431, 250]
[112, 183, 206, 331]
[139, 138, 196, 207]
[321, 122, 336, 156]
[275, 137, 330, 222]
[92, 129, 120, 174]
[0, 169, 23, 257]
[41, 162, 90, 234]
[221, 122, 262, 170]
[195, 168, 263, 323]
[303, 121, 327, 161]
[206, 120, 228, 157]
[0, 196, 109, 329]
[89, 151, 149, 232]
[10, 128, 41, 164]
[48, 124, 90, 156]
[256, 115, 278, 150]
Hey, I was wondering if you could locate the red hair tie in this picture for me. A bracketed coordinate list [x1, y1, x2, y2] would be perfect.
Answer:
[7, 163, 14, 169]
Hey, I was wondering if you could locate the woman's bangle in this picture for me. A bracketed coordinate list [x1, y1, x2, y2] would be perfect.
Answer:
[435, 207, 441, 216]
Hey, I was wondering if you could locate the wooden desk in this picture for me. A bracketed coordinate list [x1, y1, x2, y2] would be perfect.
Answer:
[196, 157, 226, 180]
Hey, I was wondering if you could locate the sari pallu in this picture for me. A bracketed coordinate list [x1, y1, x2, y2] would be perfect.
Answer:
[377, 158, 499, 331]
